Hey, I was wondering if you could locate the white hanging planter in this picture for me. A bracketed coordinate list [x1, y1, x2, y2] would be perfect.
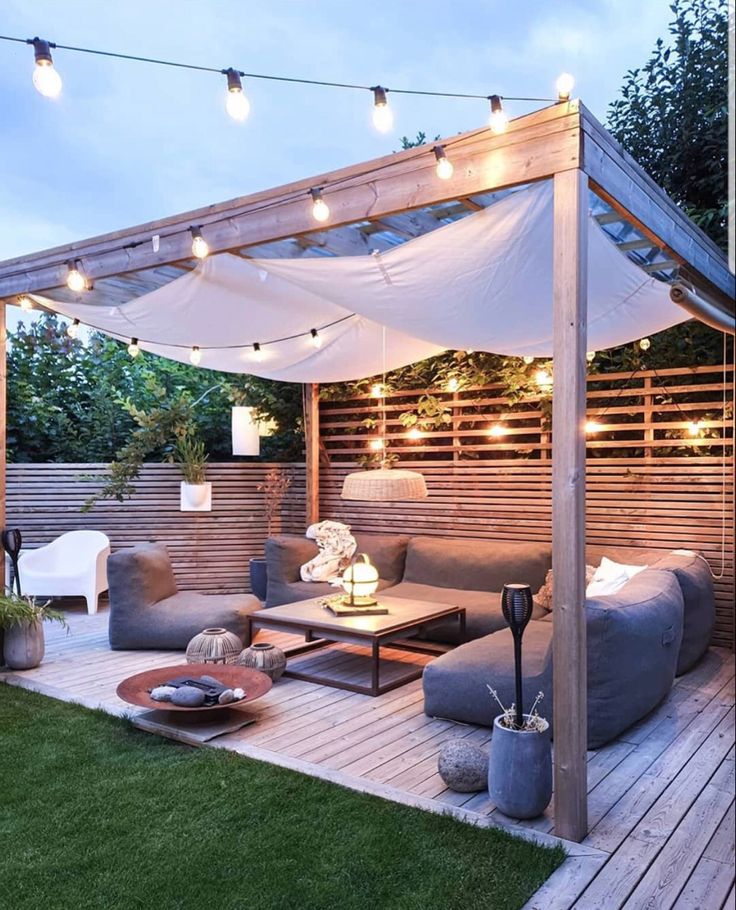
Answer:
[180, 481, 212, 512]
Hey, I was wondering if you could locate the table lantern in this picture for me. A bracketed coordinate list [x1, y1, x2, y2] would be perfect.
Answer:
[501, 583, 534, 728]
[341, 554, 380, 606]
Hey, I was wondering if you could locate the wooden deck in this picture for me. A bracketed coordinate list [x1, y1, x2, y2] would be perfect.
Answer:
[1, 604, 733, 910]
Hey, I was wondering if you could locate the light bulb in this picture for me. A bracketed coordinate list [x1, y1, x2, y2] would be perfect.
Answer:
[556, 72, 575, 102]
[535, 369, 553, 389]
[310, 189, 330, 223]
[310, 328, 322, 349]
[252, 342, 263, 362]
[18, 295, 33, 312]
[488, 424, 508, 438]
[189, 346, 202, 366]
[586, 351, 596, 363]
[66, 319, 80, 339]
[585, 420, 602, 434]
[128, 338, 140, 358]
[190, 227, 209, 259]
[370, 383, 384, 398]
[446, 377, 460, 393]
[224, 68, 250, 121]
[639, 337, 651, 351]
[369, 438, 385, 451]
[488, 95, 508, 133]
[66, 261, 86, 292]
[433, 145, 454, 180]
[523, 355, 535, 365]
[407, 427, 423, 440]
[687, 420, 703, 437]
[371, 86, 393, 132]
[31, 39, 62, 98]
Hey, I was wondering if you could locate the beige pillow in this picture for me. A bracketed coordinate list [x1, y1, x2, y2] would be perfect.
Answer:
[535, 565, 596, 612]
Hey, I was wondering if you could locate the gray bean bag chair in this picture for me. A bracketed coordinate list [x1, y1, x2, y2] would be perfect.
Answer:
[108, 543, 260, 650]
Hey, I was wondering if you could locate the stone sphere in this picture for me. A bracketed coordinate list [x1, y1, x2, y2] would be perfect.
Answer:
[171, 686, 206, 707]
[438, 739, 489, 792]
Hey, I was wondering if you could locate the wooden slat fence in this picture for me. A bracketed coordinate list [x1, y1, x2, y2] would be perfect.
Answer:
[6, 463, 305, 594]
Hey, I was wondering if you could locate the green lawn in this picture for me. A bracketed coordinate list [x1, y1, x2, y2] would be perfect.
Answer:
[0, 685, 564, 910]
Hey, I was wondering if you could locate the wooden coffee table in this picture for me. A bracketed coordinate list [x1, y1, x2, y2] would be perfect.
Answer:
[245, 595, 465, 696]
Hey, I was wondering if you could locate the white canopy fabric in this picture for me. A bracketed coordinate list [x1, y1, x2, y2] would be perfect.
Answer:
[35, 181, 687, 382]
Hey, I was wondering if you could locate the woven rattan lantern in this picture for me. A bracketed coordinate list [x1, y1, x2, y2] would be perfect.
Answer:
[340, 467, 428, 502]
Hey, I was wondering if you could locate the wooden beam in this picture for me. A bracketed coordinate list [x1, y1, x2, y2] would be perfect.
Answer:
[581, 105, 734, 308]
[0, 104, 582, 298]
[304, 383, 320, 528]
[552, 168, 589, 843]
[0, 301, 5, 535]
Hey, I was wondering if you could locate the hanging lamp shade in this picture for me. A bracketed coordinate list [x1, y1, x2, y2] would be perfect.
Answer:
[341, 468, 428, 502]
[231, 406, 260, 456]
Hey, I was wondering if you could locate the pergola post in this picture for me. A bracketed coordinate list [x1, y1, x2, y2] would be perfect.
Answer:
[0, 301, 5, 534]
[552, 168, 589, 842]
[304, 382, 320, 527]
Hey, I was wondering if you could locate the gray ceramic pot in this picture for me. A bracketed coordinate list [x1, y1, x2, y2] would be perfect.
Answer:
[488, 714, 552, 819]
[3, 620, 45, 670]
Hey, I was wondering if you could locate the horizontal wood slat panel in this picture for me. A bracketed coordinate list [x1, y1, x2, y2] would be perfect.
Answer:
[6, 463, 306, 595]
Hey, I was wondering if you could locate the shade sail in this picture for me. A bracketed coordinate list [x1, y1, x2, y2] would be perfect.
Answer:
[35, 181, 687, 381]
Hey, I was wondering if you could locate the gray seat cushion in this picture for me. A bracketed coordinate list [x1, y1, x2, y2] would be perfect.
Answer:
[423, 622, 553, 727]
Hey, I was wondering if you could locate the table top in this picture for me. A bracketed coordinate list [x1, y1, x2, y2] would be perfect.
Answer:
[250, 595, 461, 639]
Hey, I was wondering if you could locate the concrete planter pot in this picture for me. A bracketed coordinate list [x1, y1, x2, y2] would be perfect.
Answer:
[488, 714, 552, 819]
[3, 619, 45, 670]
[180, 481, 212, 512]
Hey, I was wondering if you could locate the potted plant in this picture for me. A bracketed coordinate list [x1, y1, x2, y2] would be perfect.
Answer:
[487, 687, 552, 819]
[250, 468, 292, 600]
[0, 592, 68, 670]
[174, 433, 211, 512]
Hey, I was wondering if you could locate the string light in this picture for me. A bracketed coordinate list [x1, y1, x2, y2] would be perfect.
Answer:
[523, 355, 535, 365]
[66, 260, 86, 292]
[555, 73, 575, 102]
[18, 295, 33, 311]
[407, 427, 423, 440]
[66, 318, 81, 339]
[446, 377, 460, 393]
[534, 368, 553, 390]
[30, 37, 62, 98]
[639, 337, 651, 351]
[189, 345, 202, 365]
[433, 145, 454, 180]
[585, 419, 602, 434]
[190, 226, 209, 259]
[488, 424, 508, 438]
[310, 188, 330, 223]
[488, 95, 508, 133]
[371, 86, 393, 132]
[586, 351, 596, 363]
[223, 68, 250, 121]
[370, 383, 384, 398]
[310, 328, 322, 349]
[369, 438, 386, 451]
[252, 342, 263, 362]
[127, 337, 140, 358]
[687, 420, 704, 437]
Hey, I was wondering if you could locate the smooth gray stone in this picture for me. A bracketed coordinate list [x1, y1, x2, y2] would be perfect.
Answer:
[217, 688, 235, 705]
[199, 675, 222, 687]
[171, 686, 206, 707]
[150, 685, 176, 702]
[437, 739, 489, 792]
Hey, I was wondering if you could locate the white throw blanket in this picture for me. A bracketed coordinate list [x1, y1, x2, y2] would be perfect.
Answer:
[300, 521, 357, 584]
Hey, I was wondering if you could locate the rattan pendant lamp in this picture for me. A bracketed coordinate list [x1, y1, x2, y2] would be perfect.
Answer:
[341, 328, 428, 502]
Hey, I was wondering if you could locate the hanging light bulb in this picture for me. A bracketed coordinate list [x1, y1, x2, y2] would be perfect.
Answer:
[639, 337, 651, 351]
[586, 351, 596, 363]
[310, 328, 322, 349]
[66, 260, 86, 292]
[433, 145, 454, 180]
[687, 419, 703, 437]
[370, 383, 384, 398]
[534, 368, 553, 390]
[30, 38, 62, 98]
[18, 295, 33, 312]
[223, 68, 250, 121]
[488, 95, 509, 133]
[66, 318, 81, 339]
[488, 424, 508, 438]
[252, 342, 263, 362]
[446, 377, 460, 393]
[523, 355, 535, 365]
[369, 438, 386, 451]
[127, 338, 140, 358]
[371, 86, 393, 132]
[556, 73, 575, 102]
[190, 226, 209, 259]
[310, 188, 330, 223]
[585, 419, 602, 434]
[189, 346, 202, 366]
[407, 427, 423, 441]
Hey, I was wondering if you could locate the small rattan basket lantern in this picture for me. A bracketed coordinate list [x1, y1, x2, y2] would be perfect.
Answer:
[341, 468, 427, 502]
[185, 628, 242, 665]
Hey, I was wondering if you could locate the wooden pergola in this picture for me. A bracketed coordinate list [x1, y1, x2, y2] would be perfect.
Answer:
[1, 100, 733, 842]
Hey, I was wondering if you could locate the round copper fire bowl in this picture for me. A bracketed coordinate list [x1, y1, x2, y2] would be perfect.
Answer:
[116, 664, 273, 713]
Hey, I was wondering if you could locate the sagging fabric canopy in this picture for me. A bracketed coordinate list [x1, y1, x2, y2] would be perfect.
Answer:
[35, 181, 687, 382]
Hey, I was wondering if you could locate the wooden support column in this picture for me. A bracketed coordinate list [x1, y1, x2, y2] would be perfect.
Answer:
[552, 168, 589, 843]
[304, 383, 320, 527]
[0, 301, 5, 534]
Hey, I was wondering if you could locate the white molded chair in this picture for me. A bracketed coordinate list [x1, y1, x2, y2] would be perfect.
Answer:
[18, 531, 111, 614]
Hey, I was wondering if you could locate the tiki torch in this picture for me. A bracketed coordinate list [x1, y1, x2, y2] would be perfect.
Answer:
[501, 582, 534, 728]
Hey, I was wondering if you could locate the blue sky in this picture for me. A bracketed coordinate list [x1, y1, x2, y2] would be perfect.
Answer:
[1, 0, 674, 265]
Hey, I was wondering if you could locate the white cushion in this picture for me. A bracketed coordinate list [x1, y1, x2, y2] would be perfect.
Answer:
[598, 555, 648, 581]
[586, 556, 648, 597]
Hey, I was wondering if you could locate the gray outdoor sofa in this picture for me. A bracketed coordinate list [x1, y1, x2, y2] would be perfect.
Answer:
[266, 534, 715, 747]
[108, 542, 260, 650]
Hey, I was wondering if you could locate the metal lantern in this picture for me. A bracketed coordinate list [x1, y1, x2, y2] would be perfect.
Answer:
[501, 582, 534, 728]
[341, 554, 380, 606]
